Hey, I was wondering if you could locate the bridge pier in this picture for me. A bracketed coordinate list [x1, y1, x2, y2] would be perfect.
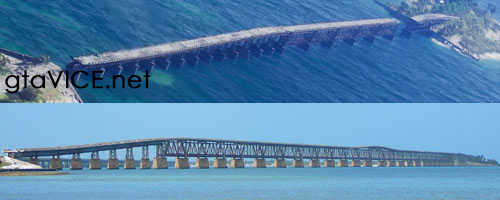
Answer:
[195, 157, 209, 169]
[49, 155, 62, 170]
[363, 160, 373, 167]
[263, 44, 275, 56]
[292, 159, 304, 168]
[324, 159, 335, 167]
[350, 160, 361, 167]
[29, 157, 40, 166]
[213, 49, 227, 62]
[107, 149, 119, 169]
[89, 151, 101, 170]
[274, 159, 286, 168]
[153, 144, 167, 169]
[377, 160, 386, 167]
[200, 52, 214, 65]
[153, 157, 167, 169]
[386, 160, 396, 167]
[250, 45, 264, 58]
[70, 153, 82, 170]
[145, 60, 156, 73]
[140, 146, 150, 169]
[237, 47, 251, 59]
[403, 160, 411, 167]
[297, 43, 311, 51]
[214, 158, 228, 168]
[186, 53, 200, 67]
[309, 159, 320, 168]
[230, 158, 245, 168]
[337, 159, 348, 167]
[175, 157, 190, 169]
[124, 147, 135, 169]
[225, 49, 239, 61]
[254, 158, 266, 168]
[343, 39, 355, 46]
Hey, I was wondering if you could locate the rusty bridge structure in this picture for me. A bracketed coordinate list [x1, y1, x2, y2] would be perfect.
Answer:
[3, 138, 469, 170]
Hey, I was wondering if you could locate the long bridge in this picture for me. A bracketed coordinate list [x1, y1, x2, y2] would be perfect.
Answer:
[3, 138, 469, 170]
[67, 18, 401, 78]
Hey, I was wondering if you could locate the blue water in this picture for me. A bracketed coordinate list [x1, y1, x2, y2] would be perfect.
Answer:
[1, 167, 500, 199]
[0, 0, 499, 102]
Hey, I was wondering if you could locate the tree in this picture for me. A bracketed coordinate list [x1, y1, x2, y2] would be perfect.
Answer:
[0, 54, 10, 68]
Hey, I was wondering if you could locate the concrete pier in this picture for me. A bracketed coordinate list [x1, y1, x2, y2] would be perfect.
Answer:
[195, 157, 209, 169]
[89, 159, 102, 170]
[412, 160, 418, 167]
[324, 160, 335, 167]
[386, 160, 396, 167]
[309, 159, 320, 168]
[378, 160, 386, 167]
[70, 158, 82, 170]
[337, 160, 349, 167]
[49, 158, 62, 170]
[175, 157, 190, 169]
[274, 159, 286, 168]
[292, 159, 304, 168]
[230, 158, 245, 168]
[153, 157, 168, 169]
[107, 159, 119, 169]
[396, 160, 403, 167]
[29, 157, 40, 166]
[363, 160, 373, 167]
[124, 159, 135, 169]
[419, 160, 425, 167]
[140, 159, 151, 169]
[214, 158, 228, 168]
[254, 159, 266, 168]
[350, 160, 361, 167]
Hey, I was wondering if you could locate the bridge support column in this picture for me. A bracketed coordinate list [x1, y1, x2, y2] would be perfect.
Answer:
[386, 160, 396, 167]
[292, 159, 304, 168]
[29, 157, 40, 166]
[140, 146, 150, 169]
[324, 160, 335, 167]
[309, 159, 320, 168]
[70, 153, 82, 170]
[350, 160, 361, 167]
[412, 160, 418, 167]
[108, 149, 119, 169]
[419, 160, 425, 167]
[89, 151, 101, 170]
[377, 160, 386, 167]
[230, 158, 244, 168]
[274, 159, 286, 168]
[124, 147, 135, 169]
[254, 159, 266, 168]
[403, 160, 411, 167]
[337, 160, 348, 167]
[140, 159, 151, 169]
[195, 158, 209, 169]
[89, 159, 101, 170]
[153, 157, 167, 169]
[214, 158, 228, 168]
[396, 160, 403, 167]
[175, 157, 190, 169]
[363, 160, 373, 167]
[50, 155, 62, 170]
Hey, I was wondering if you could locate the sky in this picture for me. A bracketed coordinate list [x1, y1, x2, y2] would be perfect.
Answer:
[0, 104, 499, 160]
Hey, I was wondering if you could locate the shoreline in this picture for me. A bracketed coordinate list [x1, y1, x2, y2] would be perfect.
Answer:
[0, 171, 68, 176]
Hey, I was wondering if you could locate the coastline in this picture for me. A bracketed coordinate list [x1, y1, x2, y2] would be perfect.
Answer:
[0, 48, 83, 103]
[479, 52, 500, 61]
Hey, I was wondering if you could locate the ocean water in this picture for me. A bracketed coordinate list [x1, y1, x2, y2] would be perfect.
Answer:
[1, 167, 500, 199]
[0, 0, 499, 102]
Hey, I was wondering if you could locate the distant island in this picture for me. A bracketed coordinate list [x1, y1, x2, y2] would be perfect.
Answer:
[389, 0, 500, 61]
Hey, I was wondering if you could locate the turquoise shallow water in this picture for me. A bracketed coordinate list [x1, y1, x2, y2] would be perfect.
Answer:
[0, 0, 500, 102]
[1, 167, 500, 199]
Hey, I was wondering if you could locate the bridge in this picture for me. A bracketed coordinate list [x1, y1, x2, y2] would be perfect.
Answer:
[66, 18, 400, 78]
[3, 138, 469, 170]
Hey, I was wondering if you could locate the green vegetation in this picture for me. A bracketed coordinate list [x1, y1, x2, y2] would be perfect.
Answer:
[393, 0, 500, 55]
[0, 54, 10, 76]
[0, 87, 44, 103]
[468, 155, 499, 165]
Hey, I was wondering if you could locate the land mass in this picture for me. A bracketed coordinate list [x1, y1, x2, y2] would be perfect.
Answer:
[0, 49, 82, 103]
[390, 0, 500, 61]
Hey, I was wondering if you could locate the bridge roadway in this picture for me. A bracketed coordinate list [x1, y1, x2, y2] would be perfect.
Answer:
[66, 18, 400, 76]
[3, 138, 469, 170]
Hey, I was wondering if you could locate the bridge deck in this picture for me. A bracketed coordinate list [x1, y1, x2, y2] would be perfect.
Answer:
[74, 18, 399, 66]
[411, 13, 459, 23]
[4, 137, 453, 157]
